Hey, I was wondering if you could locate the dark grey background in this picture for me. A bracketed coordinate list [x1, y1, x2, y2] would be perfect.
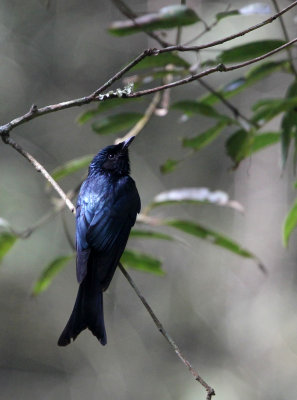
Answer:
[0, 1, 297, 399]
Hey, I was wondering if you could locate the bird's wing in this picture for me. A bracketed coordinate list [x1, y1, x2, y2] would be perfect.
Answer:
[76, 177, 140, 284]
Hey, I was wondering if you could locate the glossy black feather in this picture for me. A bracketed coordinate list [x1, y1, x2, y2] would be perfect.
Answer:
[58, 138, 140, 346]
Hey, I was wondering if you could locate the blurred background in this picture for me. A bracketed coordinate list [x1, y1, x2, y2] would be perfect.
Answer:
[1, 0, 297, 399]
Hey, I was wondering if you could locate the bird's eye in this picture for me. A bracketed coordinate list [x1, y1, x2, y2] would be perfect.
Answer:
[108, 153, 114, 160]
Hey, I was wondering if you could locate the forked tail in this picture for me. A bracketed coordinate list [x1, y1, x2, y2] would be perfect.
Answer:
[58, 274, 107, 346]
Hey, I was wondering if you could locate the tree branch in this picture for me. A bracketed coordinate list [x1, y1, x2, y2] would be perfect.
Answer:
[1, 134, 75, 213]
[111, 0, 171, 48]
[118, 262, 215, 400]
[0, 1, 295, 138]
[157, 0, 297, 54]
[197, 78, 258, 130]
[127, 38, 297, 98]
[182, 4, 231, 47]
[0, 49, 154, 136]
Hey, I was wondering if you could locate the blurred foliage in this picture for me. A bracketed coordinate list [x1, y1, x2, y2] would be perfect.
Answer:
[108, 5, 200, 36]
[0, 232, 17, 263]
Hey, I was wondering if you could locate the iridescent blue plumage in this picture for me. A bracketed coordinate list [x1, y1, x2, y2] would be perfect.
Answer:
[58, 137, 140, 346]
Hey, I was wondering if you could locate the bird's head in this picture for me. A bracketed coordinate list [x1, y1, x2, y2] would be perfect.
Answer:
[89, 136, 135, 177]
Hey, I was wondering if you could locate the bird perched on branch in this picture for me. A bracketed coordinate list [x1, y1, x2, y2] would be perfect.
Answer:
[58, 136, 140, 346]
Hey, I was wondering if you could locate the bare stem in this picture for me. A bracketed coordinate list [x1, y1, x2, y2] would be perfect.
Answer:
[118, 262, 215, 400]
[198, 78, 258, 129]
[0, 2, 295, 138]
[111, 0, 171, 47]
[1, 134, 75, 214]
[128, 38, 297, 98]
[158, 0, 297, 54]
[182, 3, 231, 47]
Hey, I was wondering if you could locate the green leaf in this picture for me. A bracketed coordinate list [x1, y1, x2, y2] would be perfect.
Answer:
[131, 53, 190, 71]
[216, 10, 239, 20]
[252, 98, 297, 126]
[171, 100, 232, 121]
[283, 198, 297, 247]
[281, 111, 297, 168]
[166, 219, 265, 271]
[108, 5, 199, 36]
[148, 187, 244, 212]
[249, 132, 280, 154]
[32, 255, 74, 295]
[160, 158, 180, 174]
[130, 229, 175, 241]
[281, 80, 297, 168]
[286, 80, 297, 98]
[247, 59, 290, 80]
[216, 3, 270, 20]
[182, 121, 228, 150]
[121, 249, 164, 275]
[92, 112, 143, 135]
[201, 60, 290, 105]
[253, 97, 297, 113]
[0, 232, 17, 263]
[226, 129, 254, 167]
[252, 96, 297, 167]
[51, 155, 94, 181]
[216, 40, 285, 64]
[77, 109, 102, 125]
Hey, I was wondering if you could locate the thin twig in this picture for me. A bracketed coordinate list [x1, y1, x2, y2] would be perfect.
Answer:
[182, 3, 232, 47]
[271, 0, 297, 77]
[175, 0, 186, 46]
[115, 92, 161, 144]
[111, 0, 171, 47]
[157, 0, 297, 54]
[0, 50, 154, 136]
[2, 36, 294, 141]
[128, 38, 297, 98]
[198, 78, 258, 129]
[1, 134, 75, 213]
[118, 262, 215, 400]
[90, 49, 155, 98]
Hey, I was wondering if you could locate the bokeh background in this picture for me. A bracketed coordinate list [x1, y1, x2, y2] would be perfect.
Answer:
[1, 1, 297, 399]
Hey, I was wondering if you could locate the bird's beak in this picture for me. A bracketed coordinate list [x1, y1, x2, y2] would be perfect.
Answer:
[121, 136, 135, 149]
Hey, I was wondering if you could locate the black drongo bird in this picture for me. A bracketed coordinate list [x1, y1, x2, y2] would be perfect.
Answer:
[58, 137, 140, 346]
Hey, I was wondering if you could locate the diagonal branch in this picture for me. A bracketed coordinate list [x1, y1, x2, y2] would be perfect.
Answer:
[1, 37, 295, 140]
[111, 0, 171, 47]
[128, 38, 297, 98]
[157, 0, 297, 54]
[118, 262, 215, 400]
[1, 134, 75, 213]
[197, 78, 258, 130]
[0, 2, 296, 138]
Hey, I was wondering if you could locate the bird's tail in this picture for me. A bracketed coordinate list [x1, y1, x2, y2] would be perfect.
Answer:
[57, 272, 107, 346]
